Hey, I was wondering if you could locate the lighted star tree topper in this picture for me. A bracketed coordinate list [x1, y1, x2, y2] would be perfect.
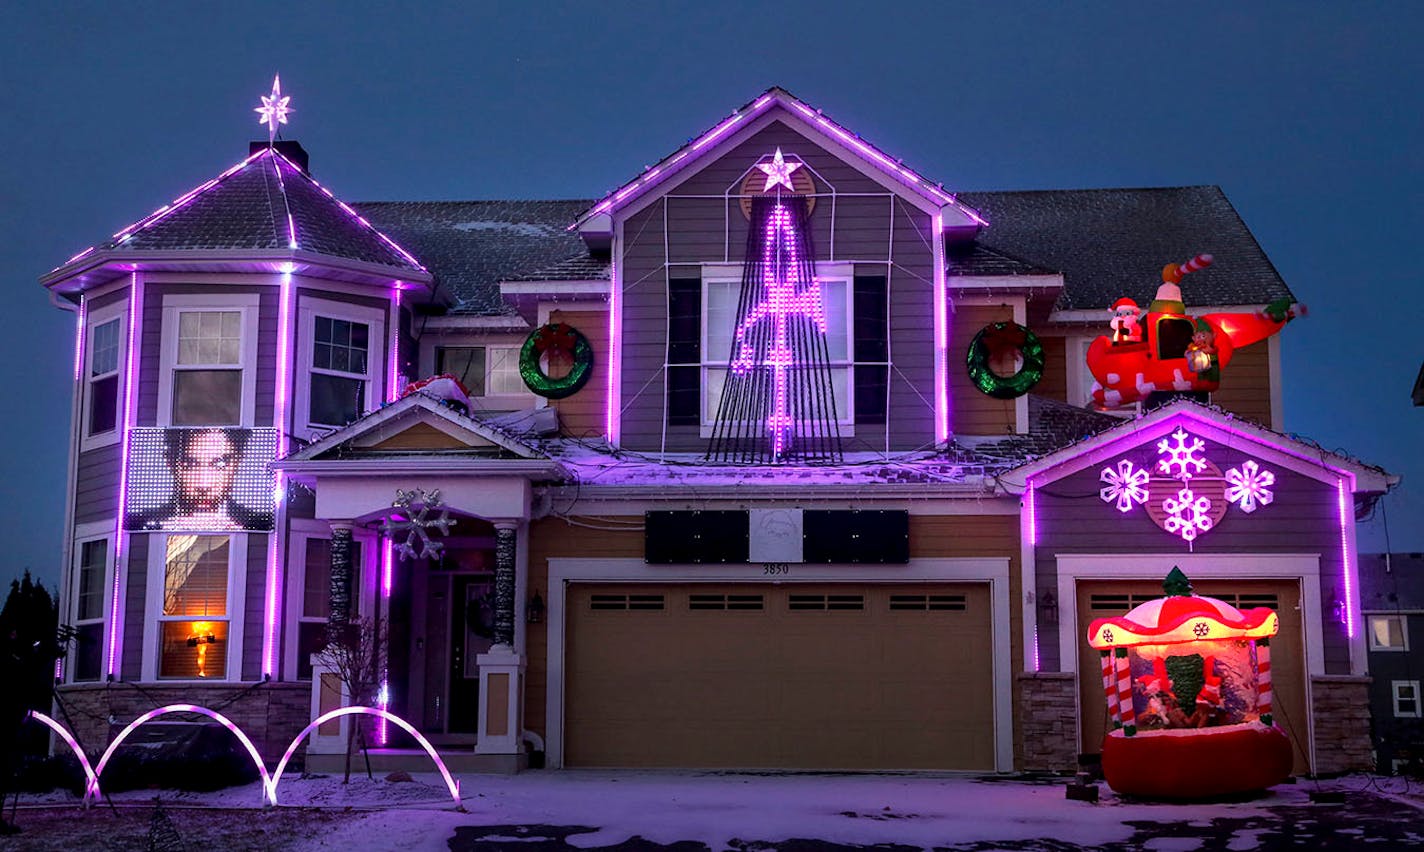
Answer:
[756, 147, 803, 191]
[255, 75, 293, 145]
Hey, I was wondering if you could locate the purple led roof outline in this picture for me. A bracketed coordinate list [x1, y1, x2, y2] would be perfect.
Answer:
[575, 88, 985, 229]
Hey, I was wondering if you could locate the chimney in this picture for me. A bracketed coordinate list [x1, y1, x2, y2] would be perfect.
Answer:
[251, 140, 310, 175]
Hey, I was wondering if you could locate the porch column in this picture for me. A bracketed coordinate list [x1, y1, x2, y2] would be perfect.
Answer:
[328, 521, 355, 627]
[475, 519, 526, 766]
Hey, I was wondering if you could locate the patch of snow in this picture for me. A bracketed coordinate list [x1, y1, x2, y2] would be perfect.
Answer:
[1226, 829, 1262, 850]
[1144, 838, 1204, 851]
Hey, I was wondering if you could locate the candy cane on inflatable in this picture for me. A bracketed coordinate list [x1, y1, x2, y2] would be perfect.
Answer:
[1100, 650, 1120, 728]
[1256, 638, 1274, 726]
[1114, 650, 1137, 735]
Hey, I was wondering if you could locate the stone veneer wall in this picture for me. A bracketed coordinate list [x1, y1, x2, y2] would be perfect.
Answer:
[52, 682, 311, 764]
[1311, 675, 1374, 774]
[1016, 672, 1079, 771]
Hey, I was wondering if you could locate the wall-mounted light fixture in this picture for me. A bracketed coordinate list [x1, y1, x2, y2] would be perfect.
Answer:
[526, 590, 545, 625]
[1039, 590, 1058, 626]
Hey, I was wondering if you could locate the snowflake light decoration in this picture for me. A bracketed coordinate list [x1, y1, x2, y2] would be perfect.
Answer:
[1192, 622, 1210, 638]
[381, 488, 453, 560]
[1156, 428, 1208, 479]
[1100, 459, 1151, 513]
[1162, 483, 1213, 543]
[1224, 459, 1276, 514]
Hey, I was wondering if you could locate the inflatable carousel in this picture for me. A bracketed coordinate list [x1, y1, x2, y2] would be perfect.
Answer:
[1086, 568, 1294, 799]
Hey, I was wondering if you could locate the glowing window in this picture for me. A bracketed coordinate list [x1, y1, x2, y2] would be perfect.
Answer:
[1369, 615, 1409, 651]
[157, 535, 230, 679]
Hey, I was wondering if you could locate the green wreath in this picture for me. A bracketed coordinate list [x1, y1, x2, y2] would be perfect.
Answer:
[966, 322, 1045, 399]
[520, 322, 594, 400]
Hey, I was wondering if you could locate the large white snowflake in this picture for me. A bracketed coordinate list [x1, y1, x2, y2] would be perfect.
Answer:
[1156, 428, 1208, 479]
[1225, 459, 1276, 513]
[381, 488, 453, 560]
[1100, 459, 1151, 513]
[1162, 484, 1213, 542]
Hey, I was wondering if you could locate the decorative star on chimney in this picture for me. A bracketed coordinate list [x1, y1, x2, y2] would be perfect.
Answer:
[756, 148, 802, 192]
[254, 74, 292, 144]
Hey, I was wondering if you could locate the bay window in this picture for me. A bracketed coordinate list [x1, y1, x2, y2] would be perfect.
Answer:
[151, 534, 238, 680]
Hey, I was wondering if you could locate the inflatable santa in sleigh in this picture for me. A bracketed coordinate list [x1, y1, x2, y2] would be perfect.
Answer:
[1086, 255, 1304, 410]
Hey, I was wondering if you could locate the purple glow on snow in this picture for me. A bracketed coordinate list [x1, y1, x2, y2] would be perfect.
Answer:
[92, 704, 273, 805]
[730, 202, 827, 458]
[27, 711, 99, 797]
[108, 272, 140, 678]
[1337, 477, 1357, 639]
[269, 706, 461, 807]
[72, 295, 86, 381]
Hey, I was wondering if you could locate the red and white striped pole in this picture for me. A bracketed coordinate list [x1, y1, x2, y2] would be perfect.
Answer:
[1114, 649, 1137, 735]
[1101, 650, 1120, 729]
[1256, 638, 1274, 726]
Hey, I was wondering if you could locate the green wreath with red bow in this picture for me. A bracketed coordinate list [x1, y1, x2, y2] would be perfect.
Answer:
[520, 322, 594, 399]
[966, 321, 1045, 399]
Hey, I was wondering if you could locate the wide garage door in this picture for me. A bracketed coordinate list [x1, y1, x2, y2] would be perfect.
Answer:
[564, 583, 995, 769]
[1076, 579, 1309, 774]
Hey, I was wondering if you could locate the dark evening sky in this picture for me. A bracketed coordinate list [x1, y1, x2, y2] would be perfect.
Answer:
[3, 2, 1420, 590]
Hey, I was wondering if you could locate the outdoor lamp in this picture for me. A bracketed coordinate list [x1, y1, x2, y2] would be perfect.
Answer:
[527, 590, 545, 624]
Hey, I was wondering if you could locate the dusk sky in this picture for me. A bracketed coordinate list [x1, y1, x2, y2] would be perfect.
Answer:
[3, 2, 1420, 592]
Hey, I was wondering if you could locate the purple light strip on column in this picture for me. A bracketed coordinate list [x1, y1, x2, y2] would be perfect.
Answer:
[1337, 477, 1357, 639]
[263, 268, 296, 679]
[1026, 480, 1040, 671]
[91, 704, 272, 805]
[932, 212, 949, 442]
[108, 272, 141, 678]
[27, 711, 99, 797]
[72, 295, 86, 381]
[269, 706, 461, 807]
[269, 151, 426, 271]
[388, 286, 402, 403]
[605, 252, 620, 444]
[1027, 480, 1038, 546]
[377, 536, 393, 746]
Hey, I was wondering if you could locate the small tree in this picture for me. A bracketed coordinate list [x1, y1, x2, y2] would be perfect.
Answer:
[313, 615, 386, 784]
[0, 572, 60, 833]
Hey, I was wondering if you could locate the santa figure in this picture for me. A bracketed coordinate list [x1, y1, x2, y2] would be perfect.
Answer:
[1109, 297, 1142, 345]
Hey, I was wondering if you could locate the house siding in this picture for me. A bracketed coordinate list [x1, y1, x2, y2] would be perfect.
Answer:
[547, 308, 608, 439]
[1030, 434, 1351, 673]
[242, 533, 269, 681]
[950, 303, 1019, 436]
[1209, 338, 1273, 428]
[618, 117, 936, 454]
[1033, 334, 1069, 404]
[74, 444, 120, 524]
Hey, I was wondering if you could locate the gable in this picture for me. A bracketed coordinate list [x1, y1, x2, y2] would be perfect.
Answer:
[357, 419, 494, 452]
[287, 393, 544, 462]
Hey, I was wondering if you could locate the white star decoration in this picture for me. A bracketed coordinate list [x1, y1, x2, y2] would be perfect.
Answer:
[756, 148, 803, 192]
[254, 74, 292, 141]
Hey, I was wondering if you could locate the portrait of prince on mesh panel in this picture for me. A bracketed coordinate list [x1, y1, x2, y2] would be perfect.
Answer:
[124, 427, 277, 532]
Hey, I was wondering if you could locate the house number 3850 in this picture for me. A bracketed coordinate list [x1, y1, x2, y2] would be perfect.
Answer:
[763, 563, 790, 575]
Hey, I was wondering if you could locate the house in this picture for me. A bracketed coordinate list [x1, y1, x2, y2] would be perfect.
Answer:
[42, 86, 1397, 775]
[1361, 553, 1424, 773]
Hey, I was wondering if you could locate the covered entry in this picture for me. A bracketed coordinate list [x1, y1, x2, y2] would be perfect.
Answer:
[1075, 578, 1309, 773]
[563, 582, 995, 769]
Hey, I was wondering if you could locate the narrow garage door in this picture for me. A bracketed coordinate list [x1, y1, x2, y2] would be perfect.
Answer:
[1076, 579, 1309, 774]
[565, 583, 994, 769]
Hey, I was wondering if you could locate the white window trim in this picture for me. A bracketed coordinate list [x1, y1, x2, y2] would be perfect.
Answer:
[141, 533, 247, 683]
[294, 297, 386, 440]
[1393, 680, 1422, 719]
[156, 293, 260, 428]
[282, 521, 373, 680]
[68, 520, 115, 683]
[698, 262, 856, 437]
[1367, 613, 1410, 652]
[432, 343, 535, 411]
[80, 304, 128, 451]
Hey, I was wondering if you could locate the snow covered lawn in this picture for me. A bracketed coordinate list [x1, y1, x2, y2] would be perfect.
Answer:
[5, 771, 1423, 850]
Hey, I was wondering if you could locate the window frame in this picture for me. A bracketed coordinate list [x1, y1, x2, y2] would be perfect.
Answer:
[157, 294, 259, 428]
[1393, 680, 1422, 719]
[432, 342, 530, 409]
[697, 262, 857, 437]
[283, 521, 373, 680]
[1367, 613, 1410, 652]
[67, 522, 115, 683]
[141, 532, 246, 683]
[80, 304, 128, 451]
[295, 297, 385, 437]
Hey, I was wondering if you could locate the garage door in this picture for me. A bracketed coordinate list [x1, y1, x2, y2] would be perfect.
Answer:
[1076, 579, 1308, 774]
[565, 583, 994, 769]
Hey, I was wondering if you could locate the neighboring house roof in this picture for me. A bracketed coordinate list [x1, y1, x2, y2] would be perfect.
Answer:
[352, 200, 594, 314]
[573, 86, 987, 229]
[1359, 553, 1424, 612]
[53, 147, 425, 276]
[957, 186, 1295, 312]
[947, 243, 1057, 278]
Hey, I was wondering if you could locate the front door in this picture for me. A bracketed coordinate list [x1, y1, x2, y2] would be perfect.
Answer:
[407, 550, 494, 739]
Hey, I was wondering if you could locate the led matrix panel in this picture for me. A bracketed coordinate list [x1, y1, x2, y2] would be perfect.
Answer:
[124, 427, 278, 532]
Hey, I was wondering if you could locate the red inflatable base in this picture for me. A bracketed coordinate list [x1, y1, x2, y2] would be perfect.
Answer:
[1101, 722, 1293, 800]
